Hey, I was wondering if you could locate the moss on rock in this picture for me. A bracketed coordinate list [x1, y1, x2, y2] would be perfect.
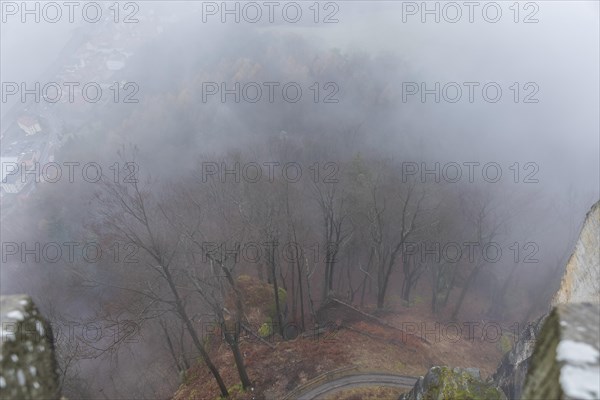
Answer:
[0, 295, 60, 400]
[399, 366, 507, 400]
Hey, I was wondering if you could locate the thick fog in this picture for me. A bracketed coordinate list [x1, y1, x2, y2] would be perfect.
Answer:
[1, 1, 598, 398]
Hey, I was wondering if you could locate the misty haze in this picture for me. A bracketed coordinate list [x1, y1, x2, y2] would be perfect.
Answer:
[0, 1, 599, 399]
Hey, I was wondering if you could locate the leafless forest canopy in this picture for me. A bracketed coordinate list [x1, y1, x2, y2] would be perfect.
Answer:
[1, 2, 598, 398]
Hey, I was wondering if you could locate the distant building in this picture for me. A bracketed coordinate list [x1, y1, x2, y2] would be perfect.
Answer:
[1, 157, 28, 194]
[106, 50, 127, 71]
[18, 150, 40, 168]
[17, 116, 42, 136]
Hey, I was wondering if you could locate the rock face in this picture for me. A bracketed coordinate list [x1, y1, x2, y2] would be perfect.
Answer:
[491, 315, 545, 400]
[521, 302, 600, 400]
[0, 295, 60, 400]
[552, 200, 600, 305]
[399, 366, 507, 400]
[493, 200, 600, 399]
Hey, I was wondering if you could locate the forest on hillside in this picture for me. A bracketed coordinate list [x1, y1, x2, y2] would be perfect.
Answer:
[1, 2, 598, 399]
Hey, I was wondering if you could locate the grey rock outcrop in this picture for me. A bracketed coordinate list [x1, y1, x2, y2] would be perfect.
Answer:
[493, 200, 600, 399]
[399, 366, 506, 400]
[492, 316, 545, 400]
[0, 295, 60, 400]
[521, 302, 599, 400]
[552, 201, 600, 305]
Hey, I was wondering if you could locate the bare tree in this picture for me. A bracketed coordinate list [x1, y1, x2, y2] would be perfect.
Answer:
[234, 174, 288, 338]
[304, 254, 320, 325]
[159, 318, 190, 380]
[358, 247, 375, 308]
[92, 175, 230, 397]
[400, 248, 428, 304]
[287, 212, 306, 331]
[428, 191, 462, 314]
[178, 170, 255, 389]
[311, 180, 353, 302]
[187, 255, 252, 390]
[366, 175, 425, 310]
[450, 193, 503, 320]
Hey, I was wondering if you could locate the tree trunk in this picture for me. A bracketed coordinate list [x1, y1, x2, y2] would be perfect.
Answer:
[304, 257, 319, 326]
[360, 277, 368, 308]
[360, 248, 374, 308]
[347, 260, 355, 304]
[270, 244, 284, 337]
[487, 266, 516, 318]
[160, 321, 184, 374]
[431, 276, 438, 314]
[451, 267, 480, 320]
[377, 259, 394, 310]
[296, 255, 305, 331]
[223, 328, 251, 389]
[257, 263, 265, 282]
[180, 307, 228, 397]
[376, 292, 385, 309]
[290, 260, 297, 325]
[402, 276, 412, 303]
[220, 266, 253, 389]
[165, 268, 229, 397]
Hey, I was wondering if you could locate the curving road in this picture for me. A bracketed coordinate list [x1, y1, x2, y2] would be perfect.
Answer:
[296, 373, 418, 399]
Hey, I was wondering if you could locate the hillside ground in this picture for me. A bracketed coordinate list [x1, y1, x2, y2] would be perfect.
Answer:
[172, 277, 508, 400]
